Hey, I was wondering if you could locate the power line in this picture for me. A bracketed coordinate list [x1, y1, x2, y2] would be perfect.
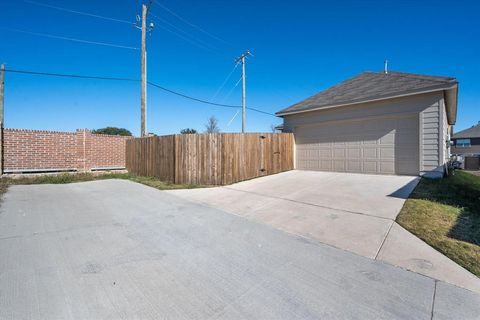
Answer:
[23, 0, 134, 25]
[155, 24, 216, 54]
[220, 77, 242, 103]
[152, 0, 229, 45]
[3, 27, 139, 50]
[148, 81, 238, 109]
[150, 13, 217, 51]
[3, 68, 138, 82]
[2, 68, 276, 116]
[211, 64, 238, 100]
[148, 81, 276, 116]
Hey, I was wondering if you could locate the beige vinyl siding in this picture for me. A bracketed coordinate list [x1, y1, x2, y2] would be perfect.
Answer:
[421, 103, 440, 171]
[419, 97, 446, 178]
[441, 98, 450, 163]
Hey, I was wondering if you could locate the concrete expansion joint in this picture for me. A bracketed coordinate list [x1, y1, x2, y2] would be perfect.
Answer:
[374, 221, 395, 260]
[430, 280, 438, 320]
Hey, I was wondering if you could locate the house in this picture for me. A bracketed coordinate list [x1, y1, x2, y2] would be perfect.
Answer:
[451, 122, 480, 156]
[276, 71, 458, 178]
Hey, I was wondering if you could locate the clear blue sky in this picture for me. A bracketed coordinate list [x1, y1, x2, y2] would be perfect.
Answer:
[1, 0, 479, 136]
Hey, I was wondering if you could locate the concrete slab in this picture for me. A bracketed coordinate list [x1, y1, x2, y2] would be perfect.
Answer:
[1, 179, 465, 319]
[171, 187, 394, 259]
[248, 200, 393, 259]
[433, 281, 480, 320]
[227, 170, 420, 219]
[169, 170, 480, 294]
[377, 222, 480, 294]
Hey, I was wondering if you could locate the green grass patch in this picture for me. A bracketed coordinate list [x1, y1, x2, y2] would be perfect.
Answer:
[397, 170, 480, 277]
[0, 172, 204, 199]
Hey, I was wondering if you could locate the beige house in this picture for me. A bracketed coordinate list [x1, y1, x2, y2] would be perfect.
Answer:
[276, 71, 458, 178]
[451, 122, 480, 156]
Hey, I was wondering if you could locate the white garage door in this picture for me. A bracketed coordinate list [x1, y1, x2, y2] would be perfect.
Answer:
[295, 115, 419, 175]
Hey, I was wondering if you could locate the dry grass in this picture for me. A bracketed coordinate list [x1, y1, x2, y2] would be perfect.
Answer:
[0, 172, 204, 200]
[396, 170, 480, 277]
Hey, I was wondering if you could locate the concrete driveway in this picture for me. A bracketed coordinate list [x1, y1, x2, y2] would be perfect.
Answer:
[1, 179, 479, 319]
[168, 170, 480, 293]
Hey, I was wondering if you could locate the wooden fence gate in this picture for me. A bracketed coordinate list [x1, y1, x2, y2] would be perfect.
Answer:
[126, 133, 294, 185]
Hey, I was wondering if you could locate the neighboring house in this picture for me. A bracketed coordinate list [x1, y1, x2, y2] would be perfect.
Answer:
[276, 71, 458, 178]
[451, 122, 480, 156]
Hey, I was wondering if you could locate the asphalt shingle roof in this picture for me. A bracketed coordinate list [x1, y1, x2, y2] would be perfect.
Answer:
[277, 71, 457, 115]
[453, 124, 480, 139]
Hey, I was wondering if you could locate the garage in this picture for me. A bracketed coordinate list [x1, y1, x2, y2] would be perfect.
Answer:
[295, 114, 419, 175]
[276, 71, 459, 178]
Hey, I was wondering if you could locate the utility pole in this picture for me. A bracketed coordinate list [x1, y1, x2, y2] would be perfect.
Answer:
[0, 64, 4, 175]
[0, 64, 4, 125]
[235, 50, 252, 133]
[139, 1, 153, 137]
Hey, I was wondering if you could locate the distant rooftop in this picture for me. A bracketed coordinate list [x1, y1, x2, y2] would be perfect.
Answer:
[276, 71, 457, 116]
[453, 123, 480, 139]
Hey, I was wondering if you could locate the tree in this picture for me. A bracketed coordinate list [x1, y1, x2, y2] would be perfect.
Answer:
[180, 128, 198, 134]
[270, 124, 277, 133]
[205, 116, 220, 133]
[92, 127, 132, 136]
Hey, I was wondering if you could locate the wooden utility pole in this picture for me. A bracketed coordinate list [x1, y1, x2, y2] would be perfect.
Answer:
[139, 0, 153, 137]
[140, 4, 147, 137]
[235, 50, 252, 133]
[0, 64, 4, 175]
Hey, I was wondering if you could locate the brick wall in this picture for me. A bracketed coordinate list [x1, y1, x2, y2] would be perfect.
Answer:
[3, 128, 130, 173]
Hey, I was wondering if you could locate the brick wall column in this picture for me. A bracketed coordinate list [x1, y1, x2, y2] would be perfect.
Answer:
[75, 129, 92, 172]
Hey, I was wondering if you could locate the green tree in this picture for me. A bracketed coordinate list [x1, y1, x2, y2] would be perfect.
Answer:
[180, 128, 198, 134]
[92, 127, 132, 136]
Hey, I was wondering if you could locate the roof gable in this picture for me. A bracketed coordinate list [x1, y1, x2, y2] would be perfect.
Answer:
[276, 71, 457, 118]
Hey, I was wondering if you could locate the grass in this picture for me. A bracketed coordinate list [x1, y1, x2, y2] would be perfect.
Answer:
[0, 172, 204, 200]
[396, 170, 480, 277]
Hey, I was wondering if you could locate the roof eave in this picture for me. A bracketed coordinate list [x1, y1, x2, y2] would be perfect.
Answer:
[276, 85, 458, 117]
[444, 84, 458, 125]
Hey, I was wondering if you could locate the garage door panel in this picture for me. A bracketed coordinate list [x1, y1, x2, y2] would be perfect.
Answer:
[379, 148, 395, 158]
[295, 115, 419, 175]
[379, 133, 395, 144]
[347, 161, 361, 171]
[379, 162, 395, 174]
[363, 161, 378, 173]
[333, 160, 346, 171]
[347, 148, 361, 158]
[320, 160, 332, 170]
[363, 148, 378, 159]
[333, 149, 346, 158]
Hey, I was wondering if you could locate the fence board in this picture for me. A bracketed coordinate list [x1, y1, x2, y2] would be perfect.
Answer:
[126, 133, 294, 185]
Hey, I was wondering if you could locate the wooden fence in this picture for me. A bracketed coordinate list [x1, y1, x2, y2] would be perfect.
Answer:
[126, 133, 294, 185]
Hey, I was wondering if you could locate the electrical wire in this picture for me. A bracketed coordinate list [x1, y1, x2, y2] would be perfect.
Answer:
[147, 81, 238, 109]
[3, 68, 139, 81]
[3, 28, 139, 50]
[152, 0, 229, 45]
[211, 64, 238, 100]
[150, 13, 217, 52]
[23, 0, 134, 25]
[2, 68, 276, 116]
[220, 77, 242, 103]
[148, 81, 276, 116]
[155, 24, 216, 54]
